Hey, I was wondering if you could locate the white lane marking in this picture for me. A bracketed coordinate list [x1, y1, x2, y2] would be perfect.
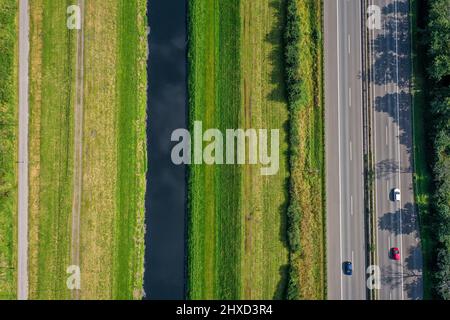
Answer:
[385, 72, 387, 92]
[348, 34, 351, 54]
[388, 236, 391, 249]
[352, 251, 354, 263]
[349, 141, 353, 161]
[348, 87, 352, 107]
[386, 125, 389, 146]
[358, 0, 366, 300]
[350, 196, 354, 216]
[336, 0, 344, 301]
[394, 0, 405, 300]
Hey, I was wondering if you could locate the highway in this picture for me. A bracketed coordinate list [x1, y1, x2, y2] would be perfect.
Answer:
[326, 0, 423, 300]
[325, 0, 366, 300]
[18, 0, 30, 300]
[368, 0, 423, 300]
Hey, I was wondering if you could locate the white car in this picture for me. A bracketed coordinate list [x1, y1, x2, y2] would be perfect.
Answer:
[393, 188, 401, 202]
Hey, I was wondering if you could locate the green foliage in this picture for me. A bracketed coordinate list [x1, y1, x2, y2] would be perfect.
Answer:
[427, 0, 450, 81]
[284, 0, 302, 109]
[287, 199, 301, 253]
[286, 264, 300, 300]
[420, 0, 450, 300]
[283, 0, 303, 300]
[283, 0, 325, 299]
[435, 245, 450, 299]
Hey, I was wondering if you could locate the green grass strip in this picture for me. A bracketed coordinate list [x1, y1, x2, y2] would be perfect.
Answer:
[0, 0, 18, 300]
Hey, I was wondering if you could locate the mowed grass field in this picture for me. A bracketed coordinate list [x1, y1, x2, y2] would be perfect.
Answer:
[29, 0, 76, 299]
[240, 0, 290, 299]
[29, 0, 147, 299]
[188, 0, 325, 299]
[0, 0, 18, 299]
[80, 0, 147, 299]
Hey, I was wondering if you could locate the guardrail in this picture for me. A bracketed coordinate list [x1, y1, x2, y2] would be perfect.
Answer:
[361, 0, 379, 301]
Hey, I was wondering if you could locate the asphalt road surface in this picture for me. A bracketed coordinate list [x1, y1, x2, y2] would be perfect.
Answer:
[368, 0, 423, 300]
[18, 0, 30, 300]
[325, 0, 367, 300]
[326, 0, 423, 300]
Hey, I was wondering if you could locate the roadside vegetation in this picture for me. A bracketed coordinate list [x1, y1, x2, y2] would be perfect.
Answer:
[0, 0, 17, 299]
[283, 0, 325, 299]
[412, 0, 450, 299]
[29, 0, 147, 299]
[187, 0, 325, 299]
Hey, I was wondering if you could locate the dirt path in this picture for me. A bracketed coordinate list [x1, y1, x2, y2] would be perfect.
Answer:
[70, 0, 85, 300]
[17, 0, 30, 300]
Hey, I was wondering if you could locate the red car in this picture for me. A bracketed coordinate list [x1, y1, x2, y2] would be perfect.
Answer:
[391, 247, 401, 261]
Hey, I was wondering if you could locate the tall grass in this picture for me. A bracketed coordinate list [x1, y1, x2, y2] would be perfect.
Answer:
[284, 0, 325, 299]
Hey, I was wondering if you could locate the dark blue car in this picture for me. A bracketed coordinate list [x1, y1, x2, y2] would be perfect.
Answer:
[343, 262, 353, 275]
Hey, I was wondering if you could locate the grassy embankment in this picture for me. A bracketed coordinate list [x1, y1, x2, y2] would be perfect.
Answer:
[188, 0, 292, 300]
[187, 0, 243, 299]
[284, 0, 325, 300]
[0, 0, 18, 300]
[187, 0, 325, 299]
[29, 0, 76, 299]
[410, 0, 433, 299]
[29, 0, 147, 299]
[80, 0, 147, 300]
[115, 0, 147, 300]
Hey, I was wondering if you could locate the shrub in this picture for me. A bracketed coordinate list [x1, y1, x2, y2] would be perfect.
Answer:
[286, 264, 300, 300]
[284, 0, 302, 109]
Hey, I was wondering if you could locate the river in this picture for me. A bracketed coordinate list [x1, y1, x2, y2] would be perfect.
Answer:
[144, 0, 187, 300]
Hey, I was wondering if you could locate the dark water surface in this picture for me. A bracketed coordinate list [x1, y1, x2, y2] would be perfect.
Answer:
[144, 0, 187, 300]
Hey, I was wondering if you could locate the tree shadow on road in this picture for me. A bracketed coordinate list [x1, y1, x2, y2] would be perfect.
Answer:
[380, 244, 423, 299]
[378, 202, 418, 236]
[374, 90, 414, 173]
[370, 0, 411, 89]
[370, 0, 414, 167]
[375, 158, 413, 180]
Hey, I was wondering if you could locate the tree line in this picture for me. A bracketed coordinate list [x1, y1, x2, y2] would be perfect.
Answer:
[421, 0, 450, 300]
[283, 0, 302, 300]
